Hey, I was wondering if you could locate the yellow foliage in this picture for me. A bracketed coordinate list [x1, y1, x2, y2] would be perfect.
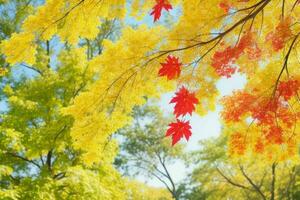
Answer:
[63, 25, 173, 164]
[1, 32, 37, 65]
[2, 0, 300, 169]
[125, 179, 173, 200]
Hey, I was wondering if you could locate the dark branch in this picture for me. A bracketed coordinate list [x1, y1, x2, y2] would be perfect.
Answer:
[6, 152, 41, 169]
[239, 165, 266, 200]
[216, 167, 251, 191]
[270, 163, 277, 200]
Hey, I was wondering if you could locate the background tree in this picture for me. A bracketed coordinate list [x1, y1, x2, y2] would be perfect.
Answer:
[187, 134, 300, 200]
[116, 104, 187, 200]
[125, 179, 173, 200]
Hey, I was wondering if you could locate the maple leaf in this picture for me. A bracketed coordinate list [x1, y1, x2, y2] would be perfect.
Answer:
[158, 55, 182, 80]
[166, 119, 192, 145]
[170, 86, 199, 117]
[150, 0, 173, 22]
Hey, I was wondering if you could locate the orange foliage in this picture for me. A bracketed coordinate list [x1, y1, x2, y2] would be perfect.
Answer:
[266, 17, 292, 51]
[278, 79, 300, 101]
[222, 78, 300, 155]
[212, 32, 261, 78]
[229, 132, 246, 155]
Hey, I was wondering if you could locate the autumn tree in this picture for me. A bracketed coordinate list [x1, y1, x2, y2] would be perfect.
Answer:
[116, 104, 187, 200]
[2, 0, 300, 199]
[3, 0, 299, 162]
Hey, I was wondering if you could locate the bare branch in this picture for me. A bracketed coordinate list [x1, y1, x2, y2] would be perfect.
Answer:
[216, 167, 251, 191]
[6, 152, 41, 169]
[239, 165, 266, 200]
[20, 63, 43, 75]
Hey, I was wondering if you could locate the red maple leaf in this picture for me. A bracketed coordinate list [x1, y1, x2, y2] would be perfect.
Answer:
[170, 86, 199, 117]
[150, 0, 173, 22]
[158, 55, 182, 80]
[166, 119, 192, 145]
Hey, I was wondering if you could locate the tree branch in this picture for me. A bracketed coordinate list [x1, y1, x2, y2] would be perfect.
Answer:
[6, 152, 41, 169]
[270, 163, 277, 200]
[273, 33, 300, 97]
[46, 149, 53, 172]
[216, 167, 251, 191]
[156, 152, 178, 199]
[20, 63, 43, 75]
[239, 165, 266, 200]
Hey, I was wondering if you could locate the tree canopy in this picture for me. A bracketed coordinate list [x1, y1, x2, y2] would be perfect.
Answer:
[1, 0, 300, 199]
